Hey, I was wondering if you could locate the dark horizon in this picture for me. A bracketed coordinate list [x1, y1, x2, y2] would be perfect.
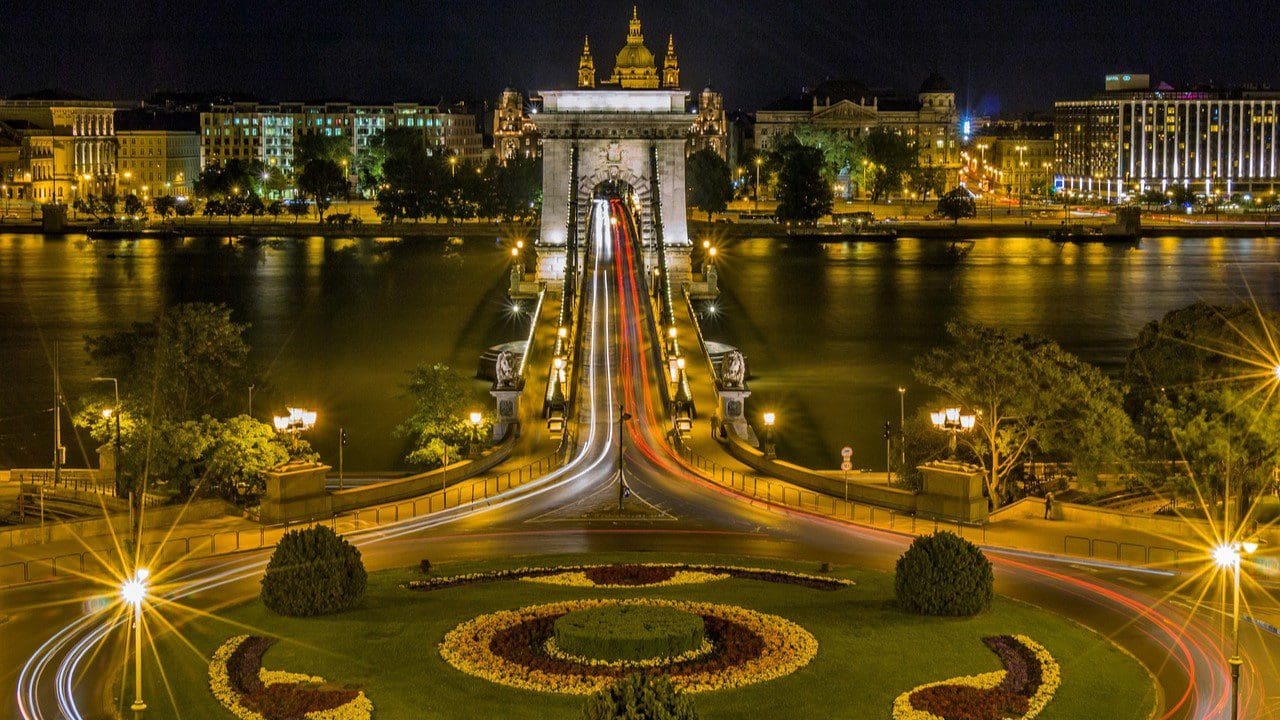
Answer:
[2, 0, 1278, 115]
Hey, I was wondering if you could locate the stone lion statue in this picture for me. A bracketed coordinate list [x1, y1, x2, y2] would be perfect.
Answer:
[495, 350, 520, 388]
[720, 350, 746, 389]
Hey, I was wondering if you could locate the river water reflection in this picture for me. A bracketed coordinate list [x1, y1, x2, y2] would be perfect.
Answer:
[705, 236, 1280, 470]
[2, 233, 1278, 474]
[0, 234, 517, 470]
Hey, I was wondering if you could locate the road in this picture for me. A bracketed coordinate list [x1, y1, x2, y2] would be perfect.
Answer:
[5, 196, 1275, 719]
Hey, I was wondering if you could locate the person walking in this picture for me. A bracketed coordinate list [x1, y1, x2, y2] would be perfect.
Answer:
[1043, 491, 1055, 520]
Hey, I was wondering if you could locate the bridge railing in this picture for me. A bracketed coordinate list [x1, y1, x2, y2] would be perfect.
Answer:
[0, 430, 580, 587]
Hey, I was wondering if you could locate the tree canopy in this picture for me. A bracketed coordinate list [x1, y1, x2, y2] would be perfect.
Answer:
[686, 148, 734, 221]
[771, 138, 832, 224]
[935, 187, 977, 224]
[1124, 301, 1280, 522]
[397, 362, 486, 468]
[915, 321, 1136, 506]
[864, 129, 918, 202]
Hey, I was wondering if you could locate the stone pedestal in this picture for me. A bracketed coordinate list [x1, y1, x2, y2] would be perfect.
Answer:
[916, 461, 988, 523]
[260, 462, 332, 525]
[664, 245, 693, 291]
[535, 246, 567, 289]
[491, 388, 522, 441]
[717, 387, 755, 443]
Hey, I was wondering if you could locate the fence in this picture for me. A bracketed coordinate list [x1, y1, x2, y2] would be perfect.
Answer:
[670, 433, 987, 541]
[0, 431, 578, 586]
[671, 433, 1204, 572]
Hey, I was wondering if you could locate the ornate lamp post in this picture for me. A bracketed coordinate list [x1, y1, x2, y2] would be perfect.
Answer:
[272, 407, 317, 454]
[1214, 540, 1260, 720]
[468, 411, 483, 458]
[929, 407, 975, 457]
[92, 377, 122, 499]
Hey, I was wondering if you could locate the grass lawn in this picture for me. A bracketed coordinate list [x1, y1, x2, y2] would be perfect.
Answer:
[147, 552, 1156, 719]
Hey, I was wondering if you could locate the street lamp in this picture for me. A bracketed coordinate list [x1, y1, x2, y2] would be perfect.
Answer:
[1214, 540, 1260, 720]
[762, 411, 776, 460]
[929, 407, 975, 457]
[468, 411, 483, 457]
[897, 386, 906, 468]
[618, 403, 632, 510]
[754, 156, 763, 211]
[92, 377, 123, 500]
[449, 156, 458, 177]
[121, 567, 149, 712]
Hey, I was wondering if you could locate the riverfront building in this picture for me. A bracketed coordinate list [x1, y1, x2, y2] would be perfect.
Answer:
[199, 102, 484, 174]
[115, 109, 200, 197]
[1055, 74, 1280, 201]
[754, 75, 963, 192]
[0, 100, 118, 202]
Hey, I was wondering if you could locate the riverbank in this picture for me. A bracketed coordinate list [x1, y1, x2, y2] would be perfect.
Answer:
[0, 218, 530, 239]
[691, 219, 1280, 240]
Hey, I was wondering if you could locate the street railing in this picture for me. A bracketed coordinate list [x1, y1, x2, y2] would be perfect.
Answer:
[669, 431, 1193, 572]
[0, 431, 578, 587]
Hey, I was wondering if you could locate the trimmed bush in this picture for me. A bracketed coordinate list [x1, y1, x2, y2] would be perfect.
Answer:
[580, 674, 699, 720]
[555, 604, 705, 662]
[260, 525, 367, 617]
[894, 531, 993, 617]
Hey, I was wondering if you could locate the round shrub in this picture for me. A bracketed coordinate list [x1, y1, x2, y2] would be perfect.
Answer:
[555, 604, 705, 662]
[260, 525, 367, 617]
[580, 674, 698, 720]
[894, 531, 993, 617]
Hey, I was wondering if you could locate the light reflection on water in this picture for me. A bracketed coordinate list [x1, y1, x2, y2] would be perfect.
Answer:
[706, 235, 1280, 469]
[0, 233, 515, 470]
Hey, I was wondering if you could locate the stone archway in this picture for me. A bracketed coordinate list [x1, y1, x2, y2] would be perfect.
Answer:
[534, 89, 693, 288]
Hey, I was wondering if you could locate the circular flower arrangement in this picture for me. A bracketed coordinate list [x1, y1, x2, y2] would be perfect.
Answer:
[209, 635, 373, 720]
[891, 635, 1061, 720]
[439, 598, 818, 694]
[523, 564, 729, 589]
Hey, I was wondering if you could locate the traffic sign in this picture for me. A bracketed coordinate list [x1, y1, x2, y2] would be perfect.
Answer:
[840, 460, 853, 472]
[840, 446, 853, 459]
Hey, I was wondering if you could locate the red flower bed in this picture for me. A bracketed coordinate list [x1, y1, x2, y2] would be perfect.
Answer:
[225, 635, 358, 719]
[408, 563, 852, 591]
[582, 564, 678, 586]
[906, 635, 1047, 720]
[488, 611, 766, 680]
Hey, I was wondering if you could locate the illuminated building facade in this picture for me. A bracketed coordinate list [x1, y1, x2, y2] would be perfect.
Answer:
[200, 102, 484, 173]
[0, 100, 118, 202]
[755, 75, 962, 191]
[1056, 74, 1280, 201]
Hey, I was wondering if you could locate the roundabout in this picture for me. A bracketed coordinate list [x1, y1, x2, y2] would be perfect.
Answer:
[163, 554, 1154, 720]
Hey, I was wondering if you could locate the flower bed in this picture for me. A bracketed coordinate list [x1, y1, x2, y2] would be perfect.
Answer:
[439, 598, 818, 694]
[891, 635, 1061, 720]
[209, 635, 373, 720]
[409, 562, 853, 591]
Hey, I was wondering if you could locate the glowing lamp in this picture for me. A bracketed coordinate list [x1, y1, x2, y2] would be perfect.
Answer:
[960, 414, 977, 430]
[121, 568, 149, 606]
[469, 411, 483, 426]
[763, 412, 776, 427]
[930, 411, 946, 428]
[1213, 544, 1240, 569]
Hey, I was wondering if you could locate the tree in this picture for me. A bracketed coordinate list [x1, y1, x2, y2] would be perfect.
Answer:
[915, 322, 1135, 507]
[771, 138, 832, 225]
[205, 415, 295, 501]
[296, 158, 346, 221]
[934, 187, 977, 224]
[151, 195, 176, 219]
[123, 194, 145, 217]
[1124, 302, 1280, 521]
[396, 363, 482, 468]
[1140, 188, 1167, 210]
[864, 128, 918, 202]
[85, 302, 251, 423]
[494, 155, 542, 221]
[909, 164, 946, 201]
[685, 148, 734, 222]
[580, 674, 698, 720]
[792, 125, 863, 186]
[261, 526, 367, 617]
[895, 532, 993, 616]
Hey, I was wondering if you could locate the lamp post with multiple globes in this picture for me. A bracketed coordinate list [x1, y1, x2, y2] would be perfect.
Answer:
[929, 407, 975, 457]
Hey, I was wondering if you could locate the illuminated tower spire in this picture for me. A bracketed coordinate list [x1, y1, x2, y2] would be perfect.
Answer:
[578, 35, 596, 88]
[662, 34, 680, 88]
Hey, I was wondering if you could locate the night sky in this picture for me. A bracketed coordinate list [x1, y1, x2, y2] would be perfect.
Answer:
[2, 0, 1277, 115]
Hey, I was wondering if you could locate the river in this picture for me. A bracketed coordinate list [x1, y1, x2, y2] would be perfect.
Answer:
[2, 233, 1278, 473]
[0, 233, 518, 471]
[705, 235, 1280, 470]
